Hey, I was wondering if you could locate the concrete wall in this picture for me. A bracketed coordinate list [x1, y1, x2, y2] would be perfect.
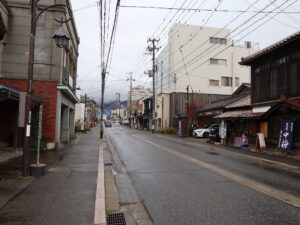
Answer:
[55, 90, 75, 148]
[156, 93, 170, 128]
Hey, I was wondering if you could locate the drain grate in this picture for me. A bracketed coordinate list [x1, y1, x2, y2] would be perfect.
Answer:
[107, 212, 126, 225]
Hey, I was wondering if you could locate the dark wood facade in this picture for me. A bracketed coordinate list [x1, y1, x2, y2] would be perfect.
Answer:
[170, 92, 229, 128]
[241, 31, 300, 151]
[241, 32, 300, 104]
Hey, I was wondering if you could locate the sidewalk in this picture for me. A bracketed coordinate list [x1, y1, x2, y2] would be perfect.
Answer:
[0, 127, 102, 225]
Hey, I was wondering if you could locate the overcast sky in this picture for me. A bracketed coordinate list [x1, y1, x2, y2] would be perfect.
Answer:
[71, 0, 300, 102]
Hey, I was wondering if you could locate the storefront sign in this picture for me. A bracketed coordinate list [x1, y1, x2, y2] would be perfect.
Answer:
[278, 119, 294, 152]
[178, 120, 182, 136]
[220, 120, 227, 139]
[256, 133, 266, 150]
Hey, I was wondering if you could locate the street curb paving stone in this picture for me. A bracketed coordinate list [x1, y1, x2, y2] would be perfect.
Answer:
[94, 141, 106, 225]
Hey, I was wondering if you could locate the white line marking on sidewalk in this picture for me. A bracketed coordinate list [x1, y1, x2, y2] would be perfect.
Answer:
[134, 135, 300, 208]
[94, 142, 106, 225]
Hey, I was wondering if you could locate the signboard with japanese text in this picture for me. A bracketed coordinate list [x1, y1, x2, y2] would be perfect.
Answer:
[220, 120, 227, 139]
[278, 119, 295, 152]
[256, 133, 266, 150]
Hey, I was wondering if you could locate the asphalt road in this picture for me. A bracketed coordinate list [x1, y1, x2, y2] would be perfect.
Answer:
[106, 125, 300, 225]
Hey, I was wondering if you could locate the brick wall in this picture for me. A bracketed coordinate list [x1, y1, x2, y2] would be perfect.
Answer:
[0, 79, 57, 143]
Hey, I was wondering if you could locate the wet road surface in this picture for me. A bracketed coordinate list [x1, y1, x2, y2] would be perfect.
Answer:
[106, 125, 300, 225]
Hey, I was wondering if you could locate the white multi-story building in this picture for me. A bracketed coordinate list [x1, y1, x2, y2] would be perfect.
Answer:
[154, 24, 258, 131]
[156, 23, 258, 95]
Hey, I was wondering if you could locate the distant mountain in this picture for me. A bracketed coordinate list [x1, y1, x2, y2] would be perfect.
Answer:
[105, 100, 127, 110]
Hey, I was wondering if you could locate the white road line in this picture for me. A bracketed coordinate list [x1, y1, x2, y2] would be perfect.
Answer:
[134, 135, 300, 208]
[156, 135, 300, 173]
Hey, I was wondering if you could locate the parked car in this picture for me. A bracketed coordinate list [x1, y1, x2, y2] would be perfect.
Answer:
[193, 124, 219, 138]
[104, 121, 112, 127]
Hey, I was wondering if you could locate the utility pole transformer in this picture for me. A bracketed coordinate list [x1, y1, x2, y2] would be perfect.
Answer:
[147, 38, 160, 132]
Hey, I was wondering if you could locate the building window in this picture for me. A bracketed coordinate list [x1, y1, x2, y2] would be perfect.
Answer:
[210, 58, 227, 65]
[221, 77, 232, 86]
[209, 79, 219, 86]
[210, 37, 227, 45]
[235, 77, 239, 87]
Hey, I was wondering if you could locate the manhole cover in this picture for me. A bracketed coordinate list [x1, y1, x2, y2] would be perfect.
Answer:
[107, 212, 126, 225]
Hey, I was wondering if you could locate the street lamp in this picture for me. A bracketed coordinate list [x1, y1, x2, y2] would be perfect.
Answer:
[23, 0, 72, 176]
[52, 26, 70, 48]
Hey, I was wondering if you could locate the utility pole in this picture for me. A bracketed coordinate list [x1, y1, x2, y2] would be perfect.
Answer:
[116, 93, 120, 120]
[84, 94, 87, 129]
[147, 38, 160, 132]
[186, 85, 190, 137]
[100, 69, 106, 139]
[127, 72, 134, 128]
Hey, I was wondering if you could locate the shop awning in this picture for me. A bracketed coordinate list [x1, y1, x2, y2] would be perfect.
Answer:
[214, 109, 263, 119]
[0, 84, 41, 104]
[57, 85, 80, 103]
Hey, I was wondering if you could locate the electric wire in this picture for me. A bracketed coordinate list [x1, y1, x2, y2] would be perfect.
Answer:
[170, 0, 281, 76]
[269, 0, 300, 24]
[244, 0, 298, 30]
[188, 0, 297, 73]
[180, 0, 224, 48]
[105, 0, 121, 71]
[119, 4, 300, 14]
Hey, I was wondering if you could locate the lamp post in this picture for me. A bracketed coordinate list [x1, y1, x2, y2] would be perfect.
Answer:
[23, 0, 71, 176]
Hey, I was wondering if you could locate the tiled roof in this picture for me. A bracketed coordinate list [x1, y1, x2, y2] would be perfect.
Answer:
[214, 109, 263, 119]
[240, 31, 300, 65]
[225, 95, 251, 109]
[199, 94, 246, 112]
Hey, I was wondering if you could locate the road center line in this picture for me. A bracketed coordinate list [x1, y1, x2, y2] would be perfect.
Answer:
[133, 135, 300, 208]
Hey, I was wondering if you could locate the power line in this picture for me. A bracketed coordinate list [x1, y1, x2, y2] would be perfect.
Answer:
[188, 0, 297, 73]
[74, 1, 98, 12]
[175, 0, 207, 34]
[105, 0, 121, 71]
[244, 0, 298, 30]
[179, 49, 193, 91]
[171, 0, 281, 75]
[129, 0, 193, 76]
[119, 4, 300, 14]
[180, 0, 224, 48]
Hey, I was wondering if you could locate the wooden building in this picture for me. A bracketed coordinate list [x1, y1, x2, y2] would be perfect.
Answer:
[240, 31, 300, 152]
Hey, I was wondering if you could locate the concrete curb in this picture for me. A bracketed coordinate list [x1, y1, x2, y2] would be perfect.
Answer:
[94, 141, 106, 225]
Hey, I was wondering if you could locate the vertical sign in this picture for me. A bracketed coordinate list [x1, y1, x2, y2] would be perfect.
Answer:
[178, 120, 182, 136]
[220, 120, 227, 139]
[278, 119, 294, 152]
[256, 133, 266, 150]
